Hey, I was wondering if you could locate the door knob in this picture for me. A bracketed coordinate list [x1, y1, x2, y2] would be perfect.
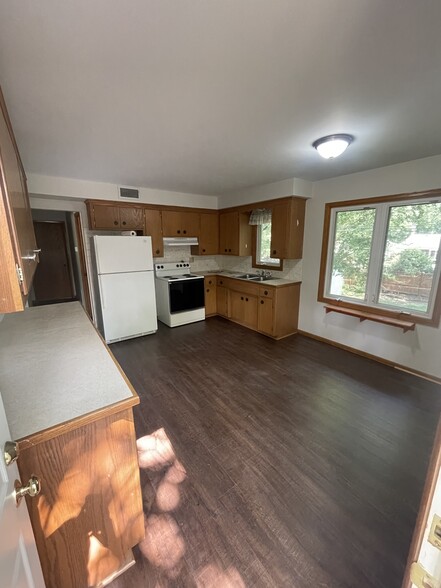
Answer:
[4, 440, 19, 465]
[15, 476, 41, 506]
[22, 248, 41, 261]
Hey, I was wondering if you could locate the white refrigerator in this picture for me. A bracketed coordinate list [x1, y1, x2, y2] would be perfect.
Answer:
[91, 235, 158, 343]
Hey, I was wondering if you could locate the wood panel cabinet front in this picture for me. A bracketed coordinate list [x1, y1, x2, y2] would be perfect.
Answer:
[0, 87, 38, 312]
[90, 204, 121, 229]
[229, 289, 258, 329]
[270, 198, 305, 260]
[219, 211, 251, 256]
[204, 276, 217, 316]
[258, 296, 274, 336]
[145, 209, 163, 257]
[216, 283, 229, 317]
[192, 213, 219, 255]
[119, 206, 144, 230]
[162, 211, 200, 237]
[89, 204, 145, 231]
[18, 408, 144, 588]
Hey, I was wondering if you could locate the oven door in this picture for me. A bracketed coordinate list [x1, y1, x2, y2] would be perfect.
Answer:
[168, 278, 205, 314]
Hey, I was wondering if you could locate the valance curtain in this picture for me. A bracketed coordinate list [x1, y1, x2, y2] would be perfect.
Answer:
[249, 208, 272, 225]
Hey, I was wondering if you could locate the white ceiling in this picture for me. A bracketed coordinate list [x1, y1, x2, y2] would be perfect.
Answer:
[1, 0, 441, 196]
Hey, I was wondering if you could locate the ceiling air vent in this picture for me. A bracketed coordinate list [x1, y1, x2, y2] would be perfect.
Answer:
[119, 186, 140, 200]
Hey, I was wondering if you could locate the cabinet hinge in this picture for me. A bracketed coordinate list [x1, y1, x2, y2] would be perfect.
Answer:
[16, 264, 24, 285]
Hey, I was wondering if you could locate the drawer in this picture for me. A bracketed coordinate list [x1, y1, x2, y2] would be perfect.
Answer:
[259, 286, 274, 299]
[204, 276, 217, 287]
[229, 279, 259, 296]
[217, 276, 231, 288]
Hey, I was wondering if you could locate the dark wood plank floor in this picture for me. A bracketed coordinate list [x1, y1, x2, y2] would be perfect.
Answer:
[109, 317, 441, 588]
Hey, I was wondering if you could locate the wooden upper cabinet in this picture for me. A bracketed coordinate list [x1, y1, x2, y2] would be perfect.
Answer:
[162, 210, 200, 237]
[219, 211, 252, 256]
[119, 206, 144, 230]
[270, 198, 306, 260]
[0, 87, 38, 313]
[90, 204, 121, 229]
[145, 209, 163, 257]
[192, 212, 219, 255]
[88, 203, 145, 231]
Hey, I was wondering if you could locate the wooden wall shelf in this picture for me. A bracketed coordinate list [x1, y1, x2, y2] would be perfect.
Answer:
[324, 305, 416, 333]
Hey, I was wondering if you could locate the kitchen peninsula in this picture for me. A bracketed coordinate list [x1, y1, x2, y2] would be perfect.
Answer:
[0, 302, 144, 588]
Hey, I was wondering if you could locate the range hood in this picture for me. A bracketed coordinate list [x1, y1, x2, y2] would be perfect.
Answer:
[163, 237, 199, 247]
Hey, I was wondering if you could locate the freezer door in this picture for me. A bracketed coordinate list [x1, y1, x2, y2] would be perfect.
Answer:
[94, 236, 153, 274]
[98, 271, 157, 342]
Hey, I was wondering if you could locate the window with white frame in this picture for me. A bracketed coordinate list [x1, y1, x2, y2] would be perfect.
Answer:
[319, 193, 441, 324]
[256, 222, 280, 266]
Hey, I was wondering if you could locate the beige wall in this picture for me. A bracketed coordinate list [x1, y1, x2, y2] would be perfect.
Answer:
[299, 154, 441, 379]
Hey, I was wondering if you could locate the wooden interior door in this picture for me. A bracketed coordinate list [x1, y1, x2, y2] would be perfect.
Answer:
[33, 221, 75, 303]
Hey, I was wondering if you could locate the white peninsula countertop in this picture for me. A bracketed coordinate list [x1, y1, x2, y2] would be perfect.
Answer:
[0, 301, 137, 441]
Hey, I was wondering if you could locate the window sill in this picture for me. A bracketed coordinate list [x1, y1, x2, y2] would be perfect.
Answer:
[324, 305, 416, 333]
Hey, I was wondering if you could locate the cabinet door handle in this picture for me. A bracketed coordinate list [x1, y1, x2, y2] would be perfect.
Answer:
[206, 289, 210, 293]
[224, 249, 227, 252]
[114, 220, 118, 225]
[228, 249, 231, 252]
[264, 290, 268, 295]
[122, 221, 126, 226]
[177, 230, 181, 234]
[155, 249, 160, 254]
[183, 230, 187, 234]
[260, 300, 264, 304]
[245, 297, 248, 302]
[241, 296, 244, 301]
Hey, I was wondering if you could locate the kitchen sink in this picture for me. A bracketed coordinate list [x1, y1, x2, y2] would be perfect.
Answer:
[235, 274, 276, 281]
[248, 276, 275, 281]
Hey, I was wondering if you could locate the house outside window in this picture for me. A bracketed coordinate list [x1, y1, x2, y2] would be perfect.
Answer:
[319, 193, 441, 325]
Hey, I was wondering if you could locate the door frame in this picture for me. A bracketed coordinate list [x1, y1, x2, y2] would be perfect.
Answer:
[402, 415, 441, 586]
[74, 212, 92, 318]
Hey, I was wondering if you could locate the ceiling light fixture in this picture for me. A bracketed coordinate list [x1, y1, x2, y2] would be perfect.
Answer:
[313, 134, 354, 159]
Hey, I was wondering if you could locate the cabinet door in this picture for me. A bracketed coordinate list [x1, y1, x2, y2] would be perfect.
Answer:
[243, 294, 258, 329]
[258, 297, 274, 336]
[216, 286, 229, 317]
[230, 290, 257, 328]
[144, 209, 163, 257]
[0, 88, 37, 310]
[204, 277, 217, 316]
[199, 213, 219, 255]
[270, 201, 289, 259]
[120, 207, 144, 230]
[162, 211, 200, 237]
[91, 204, 120, 229]
[219, 211, 238, 254]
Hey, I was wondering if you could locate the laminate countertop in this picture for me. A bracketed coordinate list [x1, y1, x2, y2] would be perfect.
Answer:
[195, 271, 301, 288]
[0, 302, 136, 441]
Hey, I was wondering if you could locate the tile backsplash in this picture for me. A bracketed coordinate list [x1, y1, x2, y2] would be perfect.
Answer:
[157, 245, 302, 281]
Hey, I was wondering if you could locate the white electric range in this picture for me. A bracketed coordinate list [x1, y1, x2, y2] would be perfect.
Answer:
[154, 262, 205, 327]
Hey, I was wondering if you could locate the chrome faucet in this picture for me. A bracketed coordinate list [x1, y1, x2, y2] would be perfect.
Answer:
[264, 270, 272, 279]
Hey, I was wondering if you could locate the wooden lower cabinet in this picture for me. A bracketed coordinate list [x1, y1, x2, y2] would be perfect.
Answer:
[204, 276, 217, 316]
[207, 275, 300, 339]
[258, 296, 274, 335]
[229, 290, 258, 329]
[216, 277, 229, 317]
[17, 408, 144, 588]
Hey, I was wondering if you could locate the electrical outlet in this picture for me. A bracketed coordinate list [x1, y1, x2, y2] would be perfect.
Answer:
[428, 514, 441, 550]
